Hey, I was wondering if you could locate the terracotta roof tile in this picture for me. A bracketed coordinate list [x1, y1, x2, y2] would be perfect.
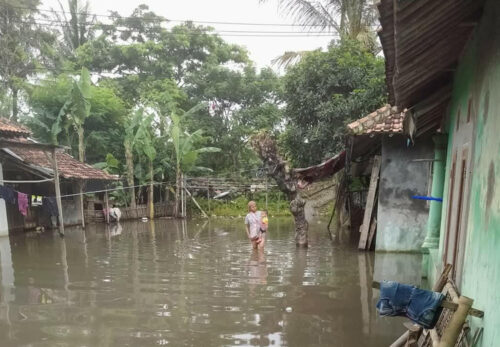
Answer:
[3, 143, 117, 181]
[347, 104, 406, 135]
[0, 118, 31, 137]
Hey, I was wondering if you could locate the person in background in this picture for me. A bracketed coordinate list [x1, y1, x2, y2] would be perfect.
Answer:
[245, 201, 264, 250]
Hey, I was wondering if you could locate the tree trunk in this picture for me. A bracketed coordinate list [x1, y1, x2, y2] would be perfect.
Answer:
[173, 166, 182, 218]
[148, 160, 154, 220]
[77, 125, 85, 162]
[124, 141, 136, 209]
[250, 132, 309, 247]
[290, 196, 308, 247]
[11, 87, 18, 121]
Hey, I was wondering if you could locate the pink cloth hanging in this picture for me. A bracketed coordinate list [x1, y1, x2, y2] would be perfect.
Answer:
[18, 192, 29, 216]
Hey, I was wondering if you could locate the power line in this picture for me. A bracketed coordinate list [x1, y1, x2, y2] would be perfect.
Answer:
[2, 3, 340, 28]
[8, 18, 338, 37]
[28, 17, 338, 34]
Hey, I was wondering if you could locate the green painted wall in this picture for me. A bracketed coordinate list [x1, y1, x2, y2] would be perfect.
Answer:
[434, 0, 500, 345]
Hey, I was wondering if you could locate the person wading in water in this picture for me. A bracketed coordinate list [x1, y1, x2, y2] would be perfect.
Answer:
[245, 201, 266, 250]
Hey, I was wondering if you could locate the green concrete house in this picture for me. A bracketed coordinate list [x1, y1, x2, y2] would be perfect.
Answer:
[377, 0, 498, 345]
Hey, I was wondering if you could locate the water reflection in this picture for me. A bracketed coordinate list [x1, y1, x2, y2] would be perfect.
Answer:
[0, 218, 410, 346]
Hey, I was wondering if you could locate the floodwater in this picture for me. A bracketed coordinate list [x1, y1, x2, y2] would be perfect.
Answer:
[0, 218, 408, 346]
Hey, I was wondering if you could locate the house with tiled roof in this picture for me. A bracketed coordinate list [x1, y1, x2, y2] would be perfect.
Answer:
[0, 117, 117, 235]
[346, 105, 435, 253]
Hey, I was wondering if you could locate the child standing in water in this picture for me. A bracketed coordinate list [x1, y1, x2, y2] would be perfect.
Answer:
[245, 201, 264, 250]
[259, 210, 268, 247]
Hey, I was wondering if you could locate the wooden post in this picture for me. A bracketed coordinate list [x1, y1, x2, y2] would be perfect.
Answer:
[265, 176, 268, 210]
[51, 148, 65, 236]
[104, 190, 110, 224]
[78, 180, 85, 228]
[148, 160, 154, 220]
[278, 192, 280, 215]
[207, 185, 211, 215]
[180, 174, 184, 218]
[358, 155, 381, 250]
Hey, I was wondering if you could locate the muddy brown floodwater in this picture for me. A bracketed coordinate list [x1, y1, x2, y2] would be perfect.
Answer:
[0, 217, 408, 346]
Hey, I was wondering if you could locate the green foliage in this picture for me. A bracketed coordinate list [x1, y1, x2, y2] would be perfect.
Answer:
[169, 111, 221, 175]
[25, 72, 127, 163]
[52, 67, 91, 145]
[0, 0, 58, 119]
[279, 40, 386, 167]
[192, 193, 291, 217]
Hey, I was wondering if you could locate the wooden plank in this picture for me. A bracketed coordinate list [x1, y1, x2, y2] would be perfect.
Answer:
[358, 156, 381, 250]
[367, 216, 377, 250]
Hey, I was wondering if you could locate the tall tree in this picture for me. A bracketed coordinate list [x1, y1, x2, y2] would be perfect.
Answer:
[262, 0, 379, 67]
[0, 0, 57, 120]
[280, 40, 386, 167]
[52, 0, 96, 58]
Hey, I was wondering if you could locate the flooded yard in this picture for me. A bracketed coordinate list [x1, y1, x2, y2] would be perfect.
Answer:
[0, 218, 409, 346]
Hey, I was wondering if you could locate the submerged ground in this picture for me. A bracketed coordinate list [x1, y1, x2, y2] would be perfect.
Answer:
[0, 217, 410, 346]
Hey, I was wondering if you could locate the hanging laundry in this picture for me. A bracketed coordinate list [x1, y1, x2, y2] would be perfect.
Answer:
[0, 185, 17, 205]
[42, 197, 59, 217]
[18, 192, 29, 216]
[31, 195, 43, 206]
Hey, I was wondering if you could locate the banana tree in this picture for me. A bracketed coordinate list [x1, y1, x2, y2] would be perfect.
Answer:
[169, 112, 220, 218]
[133, 109, 157, 219]
[52, 67, 91, 162]
[123, 110, 144, 209]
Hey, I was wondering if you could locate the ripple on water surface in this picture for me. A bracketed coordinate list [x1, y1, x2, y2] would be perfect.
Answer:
[0, 218, 406, 346]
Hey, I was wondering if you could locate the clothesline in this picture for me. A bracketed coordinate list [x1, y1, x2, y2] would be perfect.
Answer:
[1, 180, 278, 200]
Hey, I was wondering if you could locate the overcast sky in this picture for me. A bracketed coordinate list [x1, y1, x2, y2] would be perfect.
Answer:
[40, 0, 336, 70]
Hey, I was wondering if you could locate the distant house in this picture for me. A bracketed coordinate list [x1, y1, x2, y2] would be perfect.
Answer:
[347, 105, 434, 252]
[374, 0, 498, 345]
[0, 118, 116, 235]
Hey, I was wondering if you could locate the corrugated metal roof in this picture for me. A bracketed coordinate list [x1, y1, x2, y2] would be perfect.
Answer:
[377, 0, 485, 135]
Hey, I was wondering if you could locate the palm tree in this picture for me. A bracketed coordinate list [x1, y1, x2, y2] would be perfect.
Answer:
[52, 0, 96, 57]
[169, 112, 220, 218]
[262, 0, 379, 67]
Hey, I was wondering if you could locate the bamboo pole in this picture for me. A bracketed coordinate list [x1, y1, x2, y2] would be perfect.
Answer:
[437, 296, 473, 347]
[51, 148, 64, 236]
[185, 187, 208, 218]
